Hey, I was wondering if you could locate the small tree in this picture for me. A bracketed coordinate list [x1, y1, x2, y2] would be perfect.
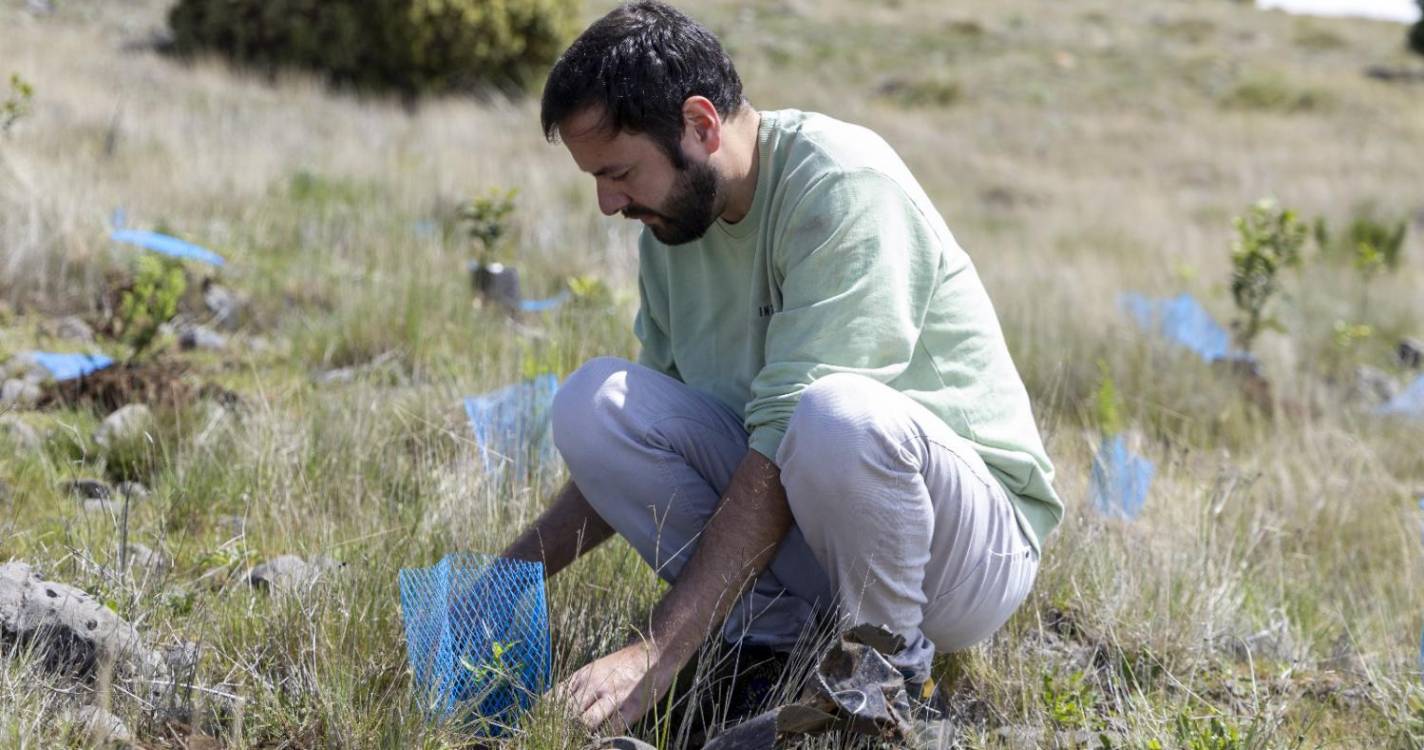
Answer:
[117, 254, 187, 361]
[460, 188, 518, 266]
[1229, 200, 1306, 354]
[1, 73, 33, 135]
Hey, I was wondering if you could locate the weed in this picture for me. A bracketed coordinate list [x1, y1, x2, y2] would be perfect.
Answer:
[461, 188, 519, 266]
[1, 73, 33, 135]
[116, 254, 187, 362]
[1040, 670, 1102, 731]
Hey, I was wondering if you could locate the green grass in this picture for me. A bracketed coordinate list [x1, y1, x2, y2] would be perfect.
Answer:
[2, 0, 1423, 747]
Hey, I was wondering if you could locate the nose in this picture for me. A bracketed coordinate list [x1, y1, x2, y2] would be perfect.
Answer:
[596, 182, 630, 217]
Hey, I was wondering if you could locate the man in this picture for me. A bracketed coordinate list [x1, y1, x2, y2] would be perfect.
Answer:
[499, 0, 1063, 732]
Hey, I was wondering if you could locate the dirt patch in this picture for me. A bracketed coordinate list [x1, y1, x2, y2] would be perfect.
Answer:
[39, 359, 199, 413]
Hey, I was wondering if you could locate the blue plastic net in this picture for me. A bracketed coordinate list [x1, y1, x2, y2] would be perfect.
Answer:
[1378, 375, 1424, 419]
[463, 374, 560, 480]
[1120, 292, 1242, 363]
[398, 554, 551, 732]
[1090, 434, 1155, 521]
[25, 351, 115, 382]
[519, 291, 571, 314]
[112, 228, 227, 267]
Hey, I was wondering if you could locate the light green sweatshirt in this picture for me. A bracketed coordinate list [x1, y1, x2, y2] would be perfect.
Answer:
[634, 109, 1062, 551]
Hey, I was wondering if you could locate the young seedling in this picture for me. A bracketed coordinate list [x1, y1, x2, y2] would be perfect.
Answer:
[116, 254, 187, 362]
[1, 73, 33, 135]
[1229, 200, 1306, 355]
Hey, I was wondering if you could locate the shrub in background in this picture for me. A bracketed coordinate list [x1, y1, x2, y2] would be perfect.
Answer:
[1229, 199, 1306, 354]
[1411, 1, 1424, 56]
[166, 0, 579, 96]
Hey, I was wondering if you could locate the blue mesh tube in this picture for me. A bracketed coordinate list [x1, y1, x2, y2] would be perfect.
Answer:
[398, 554, 551, 733]
[24, 351, 115, 382]
[1120, 292, 1241, 363]
[463, 374, 560, 480]
[1090, 434, 1155, 521]
[1378, 375, 1424, 419]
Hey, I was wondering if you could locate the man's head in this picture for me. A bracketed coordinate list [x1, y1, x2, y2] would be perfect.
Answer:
[541, 1, 746, 245]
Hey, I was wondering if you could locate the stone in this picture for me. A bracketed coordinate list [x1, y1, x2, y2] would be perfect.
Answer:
[202, 280, 243, 330]
[0, 561, 167, 681]
[990, 725, 1044, 750]
[116, 482, 150, 500]
[65, 479, 113, 500]
[248, 554, 342, 593]
[1, 353, 48, 384]
[178, 325, 227, 352]
[1, 379, 42, 409]
[69, 705, 134, 747]
[122, 543, 168, 578]
[1350, 365, 1398, 406]
[84, 499, 121, 514]
[94, 404, 154, 450]
[0, 415, 42, 452]
[51, 316, 95, 343]
[1400, 338, 1423, 370]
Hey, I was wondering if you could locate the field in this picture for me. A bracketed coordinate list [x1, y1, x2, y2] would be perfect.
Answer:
[3, 0, 1424, 747]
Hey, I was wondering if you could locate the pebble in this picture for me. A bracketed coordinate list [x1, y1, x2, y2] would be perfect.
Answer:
[178, 325, 227, 352]
[65, 479, 113, 500]
[116, 481, 150, 500]
[1, 379, 42, 409]
[247, 554, 343, 593]
[69, 705, 134, 747]
[51, 316, 95, 343]
[95, 404, 154, 450]
[122, 543, 169, 578]
[0, 415, 42, 452]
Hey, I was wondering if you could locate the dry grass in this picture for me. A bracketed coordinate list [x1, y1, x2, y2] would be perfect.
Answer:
[2, 0, 1423, 747]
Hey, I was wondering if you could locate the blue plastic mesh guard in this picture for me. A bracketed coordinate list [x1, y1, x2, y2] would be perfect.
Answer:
[1120, 292, 1240, 363]
[1378, 375, 1424, 419]
[398, 554, 551, 732]
[1090, 434, 1155, 521]
[463, 374, 560, 480]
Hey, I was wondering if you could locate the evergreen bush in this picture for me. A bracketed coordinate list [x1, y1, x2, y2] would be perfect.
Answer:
[166, 0, 579, 96]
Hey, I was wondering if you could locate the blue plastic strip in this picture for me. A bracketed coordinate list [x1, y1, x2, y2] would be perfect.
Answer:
[112, 229, 226, 267]
[1090, 433, 1155, 521]
[398, 553, 551, 733]
[1120, 292, 1244, 363]
[26, 351, 115, 382]
[463, 374, 560, 478]
[1377, 375, 1424, 419]
[518, 291, 571, 314]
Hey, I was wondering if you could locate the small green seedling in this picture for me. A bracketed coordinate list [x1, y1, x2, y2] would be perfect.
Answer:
[1094, 360, 1124, 438]
[461, 188, 518, 266]
[1229, 199, 1306, 354]
[117, 253, 187, 361]
[2, 73, 34, 135]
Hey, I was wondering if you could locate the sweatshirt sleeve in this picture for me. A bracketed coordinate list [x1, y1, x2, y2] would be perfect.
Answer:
[745, 168, 941, 463]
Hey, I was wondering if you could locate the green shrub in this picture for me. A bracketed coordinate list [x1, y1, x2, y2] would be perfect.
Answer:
[117, 254, 187, 361]
[166, 0, 579, 96]
[1229, 199, 1306, 353]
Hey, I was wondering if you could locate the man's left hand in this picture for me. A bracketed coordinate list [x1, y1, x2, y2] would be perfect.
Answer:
[560, 640, 679, 731]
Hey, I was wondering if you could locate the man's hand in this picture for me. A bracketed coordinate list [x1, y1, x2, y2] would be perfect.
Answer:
[559, 639, 679, 731]
[564, 450, 794, 730]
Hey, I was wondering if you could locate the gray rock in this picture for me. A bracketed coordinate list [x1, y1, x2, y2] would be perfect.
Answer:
[65, 479, 113, 500]
[0, 561, 167, 681]
[1, 379, 42, 409]
[116, 482, 150, 500]
[1350, 365, 1398, 406]
[990, 725, 1044, 750]
[1400, 338, 1423, 370]
[51, 316, 95, 343]
[178, 325, 227, 352]
[122, 543, 168, 578]
[94, 404, 154, 450]
[202, 280, 243, 331]
[0, 415, 42, 452]
[69, 705, 133, 747]
[84, 499, 121, 514]
[247, 554, 342, 593]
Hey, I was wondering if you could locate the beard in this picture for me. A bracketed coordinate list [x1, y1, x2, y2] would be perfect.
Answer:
[622, 159, 721, 246]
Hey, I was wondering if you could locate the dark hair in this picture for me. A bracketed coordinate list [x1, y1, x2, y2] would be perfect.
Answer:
[540, 1, 745, 167]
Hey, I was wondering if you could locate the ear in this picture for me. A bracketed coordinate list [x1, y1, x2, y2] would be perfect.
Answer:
[680, 96, 722, 157]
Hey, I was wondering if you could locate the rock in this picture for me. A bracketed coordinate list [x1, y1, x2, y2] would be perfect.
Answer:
[116, 481, 150, 500]
[84, 499, 121, 514]
[178, 325, 227, 352]
[202, 280, 243, 330]
[2, 353, 48, 384]
[0, 561, 167, 681]
[50, 316, 95, 343]
[94, 404, 154, 450]
[1322, 633, 1367, 675]
[69, 705, 134, 747]
[1400, 338, 1423, 370]
[990, 725, 1044, 750]
[65, 479, 113, 500]
[0, 415, 42, 452]
[247, 554, 343, 593]
[122, 543, 168, 578]
[1350, 365, 1398, 406]
[1, 379, 42, 409]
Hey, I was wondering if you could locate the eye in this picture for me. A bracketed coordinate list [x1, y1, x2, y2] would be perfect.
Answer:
[612, 170, 631, 182]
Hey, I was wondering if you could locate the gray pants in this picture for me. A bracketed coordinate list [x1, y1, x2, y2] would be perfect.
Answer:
[551, 357, 1038, 678]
